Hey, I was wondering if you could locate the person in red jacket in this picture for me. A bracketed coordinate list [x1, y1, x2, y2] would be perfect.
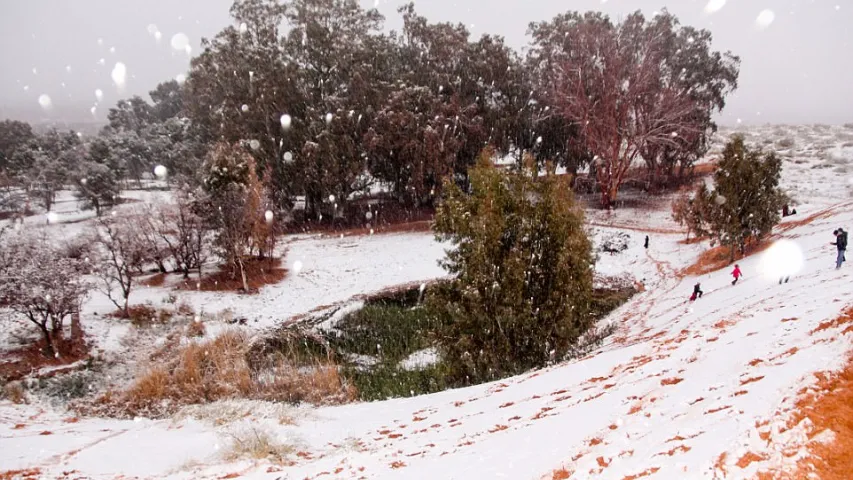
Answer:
[731, 264, 743, 285]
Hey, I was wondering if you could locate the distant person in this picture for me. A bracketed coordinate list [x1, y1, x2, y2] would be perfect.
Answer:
[731, 264, 743, 285]
[779, 275, 790, 284]
[782, 204, 789, 217]
[644, 235, 649, 249]
[690, 282, 703, 301]
[832, 228, 848, 269]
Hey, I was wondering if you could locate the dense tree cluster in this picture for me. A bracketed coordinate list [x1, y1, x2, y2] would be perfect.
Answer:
[0, 1, 740, 225]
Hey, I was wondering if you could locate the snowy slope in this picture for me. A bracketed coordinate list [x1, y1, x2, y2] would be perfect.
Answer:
[2, 125, 853, 479]
[3, 205, 852, 480]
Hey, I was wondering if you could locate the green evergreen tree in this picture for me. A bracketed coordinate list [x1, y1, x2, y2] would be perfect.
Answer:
[431, 148, 594, 383]
[694, 135, 785, 261]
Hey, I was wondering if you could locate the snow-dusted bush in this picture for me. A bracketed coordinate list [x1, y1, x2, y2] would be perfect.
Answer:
[599, 231, 631, 254]
[223, 426, 297, 465]
[0, 231, 93, 358]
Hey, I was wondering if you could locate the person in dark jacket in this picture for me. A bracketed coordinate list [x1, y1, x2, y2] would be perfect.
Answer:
[690, 282, 703, 301]
[832, 228, 848, 269]
[644, 235, 649, 249]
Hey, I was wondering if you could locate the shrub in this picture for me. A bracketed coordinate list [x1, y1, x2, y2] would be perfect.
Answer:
[125, 304, 165, 327]
[34, 371, 97, 401]
[327, 304, 443, 363]
[2, 381, 28, 404]
[345, 363, 449, 401]
[185, 320, 206, 338]
[431, 151, 594, 383]
[101, 330, 354, 418]
[599, 231, 630, 254]
[223, 426, 296, 464]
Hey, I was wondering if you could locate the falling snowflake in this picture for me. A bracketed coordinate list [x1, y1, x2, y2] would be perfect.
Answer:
[175, 73, 186, 84]
[292, 260, 303, 274]
[111, 62, 127, 89]
[280, 114, 292, 129]
[95, 89, 104, 101]
[283, 151, 294, 163]
[249, 139, 261, 150]
[755, 9, 775, 29]
[38, 94, 52, 110]
[365, 211, 373, 220]
[171, 32, 190, 52]
[154, 165, 168, 178]
[704, 0, 726, 14]
[264, 210, 274, 223]
[325, 113, 333, 124]
[239, 22, 248, 34]
[241, 104, 249, 113]
[329, 195, 335, 203]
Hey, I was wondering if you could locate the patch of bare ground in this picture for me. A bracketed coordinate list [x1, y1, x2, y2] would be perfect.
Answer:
[0, 317, 88, 383]
[758, 353, 853, 479]
[681, 237, 773, 276]
[176, 257, 286, 293]
[551, 467, 572, 479]
[621, 467, 660, 480]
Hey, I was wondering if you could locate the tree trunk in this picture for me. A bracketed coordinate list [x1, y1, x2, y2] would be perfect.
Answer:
[37, 323, 57, 358]
[238, 257, 249, 292]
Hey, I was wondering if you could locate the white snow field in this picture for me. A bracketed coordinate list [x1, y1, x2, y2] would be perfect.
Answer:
[2, 124, 853, 479]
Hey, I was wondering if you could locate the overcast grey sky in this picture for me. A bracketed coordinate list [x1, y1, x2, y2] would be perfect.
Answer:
[1, 0, 851, 126]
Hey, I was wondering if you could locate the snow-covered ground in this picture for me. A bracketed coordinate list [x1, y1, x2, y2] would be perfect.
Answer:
[2, 124, 853, 479]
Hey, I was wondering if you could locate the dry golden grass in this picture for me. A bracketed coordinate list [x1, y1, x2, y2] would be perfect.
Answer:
[223, 426, 297, 465]
[2, 382, 27, 404]
[96, 330, 355, 418]
[185, 320, 206, 338]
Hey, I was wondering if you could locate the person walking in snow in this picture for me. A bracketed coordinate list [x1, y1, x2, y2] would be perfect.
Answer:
[644, 235, 649, 249]
[690, 282, 703, 301]
[731, 264, 743, 285]
[832, 228, 848, 269]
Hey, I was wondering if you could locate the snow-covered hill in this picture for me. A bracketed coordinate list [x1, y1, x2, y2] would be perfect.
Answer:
[2, 124, 853, 479]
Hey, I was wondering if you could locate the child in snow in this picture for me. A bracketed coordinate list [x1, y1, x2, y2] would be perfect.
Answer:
[731, 264, 743, 285]
[690, 282, 703, 301]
